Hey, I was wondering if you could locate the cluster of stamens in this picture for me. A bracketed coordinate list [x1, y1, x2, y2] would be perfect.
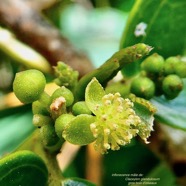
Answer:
[90, 93, 143, 154]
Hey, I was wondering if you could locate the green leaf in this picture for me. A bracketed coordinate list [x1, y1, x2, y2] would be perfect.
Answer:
[133, 102, 154, 126]
[0, 150, 48, 186]
[129, 94, 156, 142]
[63, 114, 96, 145]
[120, 0, 186, 76]
[85, 78, 105, 114]
[0, 107, 34, 157]
[121, 0, 186, 56]
[62, 177, 96, 186]
[152, 80, 186, 131]
[109, 0, 135, 12]
[135, 163, 177, 186]
[133, 102, 155, 142]
[16, 131, 63, 186]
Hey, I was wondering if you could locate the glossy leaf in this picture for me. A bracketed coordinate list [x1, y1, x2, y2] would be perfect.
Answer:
[0, 108, 34, 157]
[120, 0, 186, 131]
[120, 0, 186, 57]
[15, 131, 63, 186]
[152, 80, 186, 131]
[120, 0, 186, 76]
[109, 0, 135, 12]
[0, 150, 48, 186]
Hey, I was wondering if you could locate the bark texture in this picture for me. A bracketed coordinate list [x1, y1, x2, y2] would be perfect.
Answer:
[0, 0, 93, 76]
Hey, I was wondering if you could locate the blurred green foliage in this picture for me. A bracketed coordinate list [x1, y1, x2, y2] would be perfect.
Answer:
[0, 0, 185, 185]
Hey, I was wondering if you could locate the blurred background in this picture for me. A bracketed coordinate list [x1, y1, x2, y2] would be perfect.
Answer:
[0, 0, 186, 185]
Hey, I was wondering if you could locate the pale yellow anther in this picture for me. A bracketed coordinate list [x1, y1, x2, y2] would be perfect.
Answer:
[94, 104, 100, 111]
[115, 92, 121, 97]
[102, 114, 107, 121]
[104, 100, 111, 105]
[104, 128, 110, 135]
[118, 140, 124, 145]
[117, 106, 123, 112]
[90, 123, 96, 129]
[104, 143, 110, 149]
[112, 123, 118, 129]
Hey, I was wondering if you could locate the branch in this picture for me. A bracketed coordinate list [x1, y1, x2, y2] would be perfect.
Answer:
[0, 0, 93, 76]
[21, 0, 60, 11]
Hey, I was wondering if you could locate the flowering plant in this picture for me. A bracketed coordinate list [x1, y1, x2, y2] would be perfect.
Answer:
[0, 0, 186, 186]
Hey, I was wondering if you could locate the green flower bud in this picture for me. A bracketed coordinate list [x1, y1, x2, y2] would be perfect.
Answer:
[62, 114, 96, 145]
[162, 74, 183, 99]
[55, 114, 75, 140]
[51, 86, 74, 107]
[13, 69, 46, 104]
[39, 123, 59, 147]
[175, 62, 186, 78]
[163, 56, 180, 75]
[33, 114, 53, 128]
[72, 101, 92, 115]
[130, 77, 155, 99]
[141, 53, 164, 74]
[53, 61, 79, 90]
[32, 100, 49, 115]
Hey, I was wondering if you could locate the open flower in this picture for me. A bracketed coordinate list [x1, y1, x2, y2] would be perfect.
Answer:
[85, 78, 156, 154]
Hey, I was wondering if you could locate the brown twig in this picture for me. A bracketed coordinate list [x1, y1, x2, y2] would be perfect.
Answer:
[21, 0, 60, 11]
[56, 142, 81, 172]
[86, 144, 103, 185]
[0, 0, 94, 76]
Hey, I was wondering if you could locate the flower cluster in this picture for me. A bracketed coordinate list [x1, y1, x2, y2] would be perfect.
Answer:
[53, 61, 79, 90]
[84, 78, 155, 154]
[89, 92, 147, 154]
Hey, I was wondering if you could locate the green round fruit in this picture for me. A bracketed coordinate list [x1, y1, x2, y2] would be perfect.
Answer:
[32, 100, 49, 115]
[163, 56, 180, 75]
[141, 53, 164, 74]
[175, 62, 186, 78]
[55, 114, 75, 139]
[162, 74, 183, 99]
[72, 101, 92, 115]
[51, 86, 74, 107]
[39, 123, 59, 147]
[33, 114, 53, 128]
[130, 77, 155, 99]
[13, 69, 46, 104]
